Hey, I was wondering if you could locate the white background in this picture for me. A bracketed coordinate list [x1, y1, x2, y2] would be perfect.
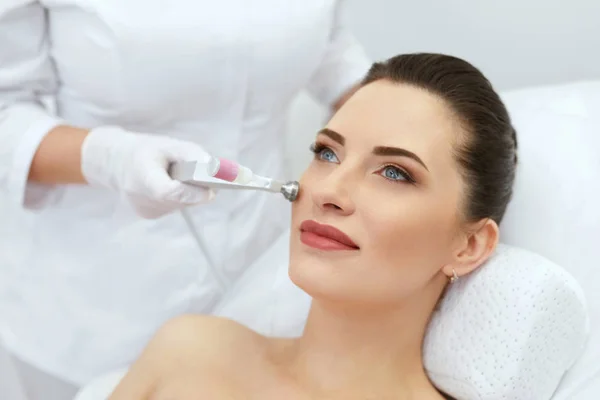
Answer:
[284, 0, 600, 176]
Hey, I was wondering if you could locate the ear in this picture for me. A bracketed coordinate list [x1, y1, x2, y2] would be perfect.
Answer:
[442, 219, 499, 279]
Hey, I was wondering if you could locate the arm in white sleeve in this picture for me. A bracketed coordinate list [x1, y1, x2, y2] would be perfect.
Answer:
[0, 1, 65, 208]
[0, 3, 215, 219]
[305, 0, 372, 109]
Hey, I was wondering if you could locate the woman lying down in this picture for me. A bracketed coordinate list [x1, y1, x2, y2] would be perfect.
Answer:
[110, 53, 517, 400]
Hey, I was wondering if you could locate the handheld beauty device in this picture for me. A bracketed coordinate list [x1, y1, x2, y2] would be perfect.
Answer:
[168, 159, 299, 202]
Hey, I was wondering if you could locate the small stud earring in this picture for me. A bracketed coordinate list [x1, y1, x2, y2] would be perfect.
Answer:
[449, 269, 459, 283]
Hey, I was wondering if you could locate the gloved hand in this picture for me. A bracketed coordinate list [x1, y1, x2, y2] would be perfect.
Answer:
[81, 126, 215, 219]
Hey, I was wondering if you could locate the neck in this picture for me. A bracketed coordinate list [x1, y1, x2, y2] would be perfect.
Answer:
[285, 288, 443, 398]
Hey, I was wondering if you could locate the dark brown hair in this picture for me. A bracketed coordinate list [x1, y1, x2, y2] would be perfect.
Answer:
[362, 53, 517, 224]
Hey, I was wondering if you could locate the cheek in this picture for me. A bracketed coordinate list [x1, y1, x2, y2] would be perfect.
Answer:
[291, 161, 328, 220]
[291, 168, 314, 224]
[361, 194, 456, 276]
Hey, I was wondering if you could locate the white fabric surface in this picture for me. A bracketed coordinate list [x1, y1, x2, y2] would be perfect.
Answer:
[7, 354, 79, 400]
[499, 80, 600, 399]
[0, 0, 370, 385]
[0, 339, 27, 400]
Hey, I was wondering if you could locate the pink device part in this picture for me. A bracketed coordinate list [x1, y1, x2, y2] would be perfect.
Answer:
[213, 157, 239, 182]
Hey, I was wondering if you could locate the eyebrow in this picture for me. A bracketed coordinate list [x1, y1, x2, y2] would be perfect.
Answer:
[318, 128, 345, 145]
[317, 128, 429, 171]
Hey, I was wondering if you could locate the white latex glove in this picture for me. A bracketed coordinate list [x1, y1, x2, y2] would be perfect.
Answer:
[81, 126, 215, 219]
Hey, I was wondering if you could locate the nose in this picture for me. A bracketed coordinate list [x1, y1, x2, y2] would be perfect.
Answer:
[311, 167, 356, 216]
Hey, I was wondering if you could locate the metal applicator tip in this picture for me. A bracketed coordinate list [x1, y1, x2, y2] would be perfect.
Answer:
[280, 181, 299, 202]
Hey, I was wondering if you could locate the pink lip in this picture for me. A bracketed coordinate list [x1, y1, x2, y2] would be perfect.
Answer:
[299, 220, 359, 251]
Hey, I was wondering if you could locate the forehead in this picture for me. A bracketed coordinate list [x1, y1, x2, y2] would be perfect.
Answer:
[327, 80, 461, 166]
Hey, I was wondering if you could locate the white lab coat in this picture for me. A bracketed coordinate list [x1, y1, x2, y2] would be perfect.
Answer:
[0, 0, 370, 384]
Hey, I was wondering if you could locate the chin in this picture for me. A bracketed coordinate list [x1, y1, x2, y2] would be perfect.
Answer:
[288, 256, 358, 304]
[289, 256, 336, 298]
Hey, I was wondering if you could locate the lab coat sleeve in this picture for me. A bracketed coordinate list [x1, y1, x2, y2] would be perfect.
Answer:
[305, 1, 372, 108]
[0, 1, 65, 208]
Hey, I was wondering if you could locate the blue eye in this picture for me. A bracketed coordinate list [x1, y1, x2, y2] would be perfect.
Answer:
[381, 165, 414, 183]
[309, 143, 339, 163]
[319, 148, 338, 163]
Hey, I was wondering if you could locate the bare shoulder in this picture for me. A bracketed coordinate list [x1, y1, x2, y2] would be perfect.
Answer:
[155, 314, 258, 342]
[151, 314, 267, 361]
[109, 315, 266, 399]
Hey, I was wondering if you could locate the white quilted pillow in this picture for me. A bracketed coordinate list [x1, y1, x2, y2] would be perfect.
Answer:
[424, 243, 589, 400]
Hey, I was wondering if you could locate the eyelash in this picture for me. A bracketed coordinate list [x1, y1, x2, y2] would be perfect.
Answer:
[308, 142, 416, 184]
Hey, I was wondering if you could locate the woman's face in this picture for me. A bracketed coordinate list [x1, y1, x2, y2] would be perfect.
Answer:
[289, 80, 469, 306]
